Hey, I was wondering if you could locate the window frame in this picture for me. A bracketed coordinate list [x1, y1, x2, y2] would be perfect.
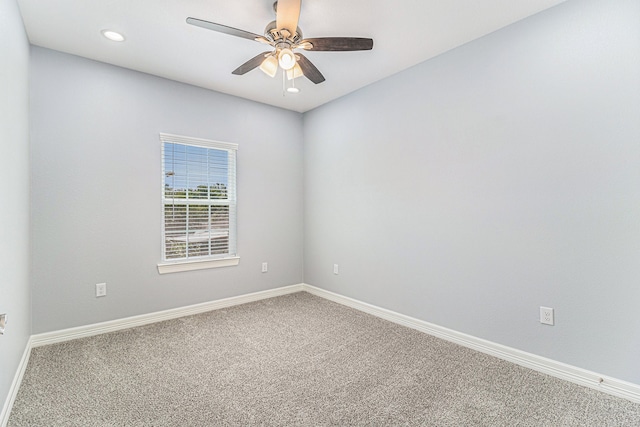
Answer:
[157, 133, 239, 274]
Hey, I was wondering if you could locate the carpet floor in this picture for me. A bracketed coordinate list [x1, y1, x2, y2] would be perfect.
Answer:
[8, 292, 640, 426]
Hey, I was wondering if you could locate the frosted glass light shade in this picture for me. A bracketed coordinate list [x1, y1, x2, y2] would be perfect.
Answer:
[286, 63, 303, 80]
[259, 55, 278, 78]
[278, 48, 296, 70]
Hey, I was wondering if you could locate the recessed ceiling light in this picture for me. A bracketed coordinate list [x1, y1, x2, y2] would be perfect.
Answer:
[101, 30, 125, 42]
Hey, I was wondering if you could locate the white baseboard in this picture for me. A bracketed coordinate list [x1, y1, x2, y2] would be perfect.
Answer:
[6, 280, 639, 425]
[3, 284, 304, 424]
[302, 284, 640, 404]
[31, 284, 304, 347]
[1, 337, 32, 427]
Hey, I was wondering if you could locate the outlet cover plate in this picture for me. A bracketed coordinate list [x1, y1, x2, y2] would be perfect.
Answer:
[540, 306, 554, 325]
[96, 283, 107, 297]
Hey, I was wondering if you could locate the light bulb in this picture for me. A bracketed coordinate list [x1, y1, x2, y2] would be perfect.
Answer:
[278, 48, 296, 71]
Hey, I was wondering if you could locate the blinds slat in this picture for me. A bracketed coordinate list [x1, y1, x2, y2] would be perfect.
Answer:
[161, 135, 237, 261]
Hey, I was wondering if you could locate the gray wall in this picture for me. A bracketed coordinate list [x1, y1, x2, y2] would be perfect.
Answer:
[0, 0, 31, 412]
[14, 0, 640, 397]
[303, 0, 640, 384]
[30, 47, 304, 333]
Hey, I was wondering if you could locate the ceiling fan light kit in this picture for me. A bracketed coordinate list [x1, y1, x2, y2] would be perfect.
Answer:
[186, 0, 373, 89]
[259, 55, 279, 78]
[286, 63, 304, 80]
[278, 48, 296, 70]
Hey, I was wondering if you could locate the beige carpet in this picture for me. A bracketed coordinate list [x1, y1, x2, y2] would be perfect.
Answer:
[9, 292, 640, 426]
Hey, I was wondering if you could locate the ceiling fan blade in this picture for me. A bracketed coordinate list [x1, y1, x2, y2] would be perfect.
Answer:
[232, 51, 272, 75]
[275, 0, 301, 35]
[299, 37, 374, 51]
[186, 17, 266, 42]
[296, 53, 325, 84]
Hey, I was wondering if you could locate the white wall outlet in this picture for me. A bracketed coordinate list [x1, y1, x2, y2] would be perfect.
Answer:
[0, 313, 7, 335]
[262, 262, 268, 273]
[333, 264, 339, 275]
[96, 283, 107, 297]
[540, 306, 554, 325]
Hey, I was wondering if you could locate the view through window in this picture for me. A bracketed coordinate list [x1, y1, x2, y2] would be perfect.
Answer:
[161, 134, 237, 262]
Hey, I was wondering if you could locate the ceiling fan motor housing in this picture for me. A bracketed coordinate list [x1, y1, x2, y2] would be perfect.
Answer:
[264, 20, 303, 48]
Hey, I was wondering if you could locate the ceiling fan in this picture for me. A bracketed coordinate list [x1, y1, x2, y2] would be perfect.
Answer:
[186, 0, 373, 86]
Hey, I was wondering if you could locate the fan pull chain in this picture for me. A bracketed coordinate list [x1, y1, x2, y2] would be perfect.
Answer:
[282, 70, 286, 97]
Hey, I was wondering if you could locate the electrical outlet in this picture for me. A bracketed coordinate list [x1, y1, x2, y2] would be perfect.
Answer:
[540, 306, 554, 325]
[333, 264, 339, 275]
[0, 313, 6, 335]
[262, 262, 268, 273]
[96, 283, 107, 297]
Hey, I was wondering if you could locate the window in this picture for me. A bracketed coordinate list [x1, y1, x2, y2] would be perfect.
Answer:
[158, 133, 238, 274]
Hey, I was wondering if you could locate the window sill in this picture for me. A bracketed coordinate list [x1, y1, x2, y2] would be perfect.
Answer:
[157, 256, 240, 274]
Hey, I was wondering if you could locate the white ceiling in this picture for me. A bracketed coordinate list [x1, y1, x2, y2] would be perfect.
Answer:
[17, 0, 566, 113]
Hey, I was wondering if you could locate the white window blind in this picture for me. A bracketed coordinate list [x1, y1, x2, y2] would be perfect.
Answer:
[160, 133, 237, 262]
